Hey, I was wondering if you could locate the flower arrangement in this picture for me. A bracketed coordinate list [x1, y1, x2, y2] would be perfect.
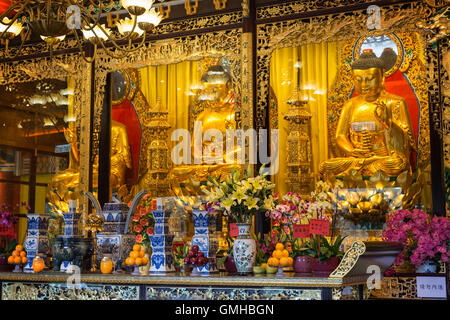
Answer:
[267, 189, 333, 246]
[129, 194, 155, 248]
[203, 166, 277, 224]
[1, 202, 27, 258]
[382, 209, 450, 268]
[0, 202, 26, 228]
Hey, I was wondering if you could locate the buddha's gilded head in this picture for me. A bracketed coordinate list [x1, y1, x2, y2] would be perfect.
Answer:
[352, 49, 385, 100]
[200, 63, 232, 103]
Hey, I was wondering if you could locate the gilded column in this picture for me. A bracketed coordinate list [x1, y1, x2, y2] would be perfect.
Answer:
[77, 62, 93, 237]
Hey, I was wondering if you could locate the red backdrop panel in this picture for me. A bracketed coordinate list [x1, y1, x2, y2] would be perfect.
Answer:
[112, 99, 141, 186]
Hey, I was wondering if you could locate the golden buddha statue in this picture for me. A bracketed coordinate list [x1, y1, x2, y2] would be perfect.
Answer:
[319, 49, 416, 178]
[169, 63, 239, 197]
[47, 120, 132, 213]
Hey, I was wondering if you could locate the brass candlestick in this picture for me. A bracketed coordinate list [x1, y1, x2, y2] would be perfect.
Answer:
[84, 213, 104, 272]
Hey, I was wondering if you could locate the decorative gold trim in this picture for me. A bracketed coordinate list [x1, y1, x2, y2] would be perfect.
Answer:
[0, 272, 367, 288]
[329, 241, 366, 278]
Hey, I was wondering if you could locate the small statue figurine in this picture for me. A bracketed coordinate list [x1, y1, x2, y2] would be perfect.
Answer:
[320, 49, 416, 178]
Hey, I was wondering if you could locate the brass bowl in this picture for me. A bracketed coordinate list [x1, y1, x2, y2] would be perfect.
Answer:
[357, 201, 372, 212]
[349, 208, 362, 215]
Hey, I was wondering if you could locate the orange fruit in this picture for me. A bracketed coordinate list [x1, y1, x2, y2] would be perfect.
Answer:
[32, 257, 45, 273]
[281, 249, 289, 258]
[141, 257, 148, 265]
[100, 259, 113, 274]
[279, 257, 289, 267]
[133, 244, 141, 252]
[275, 243, 284, 251]
[12, 250, 20, 257]
[129, 251, 139, 259]
[138, 251, 145, 258]
[21, 257, 27, 264]
[125, 257, 135, 265]
[135, 258, 143, 266]
[272, 250, 283, 259]
[7, 256, 14, 264]
[267, 257, 279, 267]
[15, 245, 23, 252]
[20, 251, 27, 258]
[287, 257, 294, 266]
[13, 256, 21, 264]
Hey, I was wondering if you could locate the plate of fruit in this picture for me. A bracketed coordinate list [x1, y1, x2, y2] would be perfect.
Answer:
[7, 245, 28, 273]
[184, 245, 209, 275]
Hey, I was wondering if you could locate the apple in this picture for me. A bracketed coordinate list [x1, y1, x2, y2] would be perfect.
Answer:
[191, 245, 199, 253]
[198, 252, 204, 258]
[184, 257, 190, 264]
[190, 257, 197, 265]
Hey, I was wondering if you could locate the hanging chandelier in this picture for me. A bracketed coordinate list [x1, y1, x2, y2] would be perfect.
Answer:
[0, 1, 164, 62]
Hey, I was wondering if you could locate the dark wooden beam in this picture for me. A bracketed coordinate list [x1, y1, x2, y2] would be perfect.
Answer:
[27, 152, 37, 212]
[255, 0, 419, 24]
[429, 39, 446, 216]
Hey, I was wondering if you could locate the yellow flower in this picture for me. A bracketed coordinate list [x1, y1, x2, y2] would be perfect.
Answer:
[244, 197, 259, 210]
[220, 198, 235, 212]
[252, 179, 262, 191]
[263, 196, 275, 210]
[232, 189, 247, 204]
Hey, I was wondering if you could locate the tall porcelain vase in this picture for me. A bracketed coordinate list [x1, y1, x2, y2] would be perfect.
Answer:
[149, 209, 174, 273]
[232, 223, 256, 274]
[24, 214, 49, 273]
[191, 210, 218, 273]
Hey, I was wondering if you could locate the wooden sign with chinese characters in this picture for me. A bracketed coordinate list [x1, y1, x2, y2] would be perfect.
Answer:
[229, 223, 239, 237]
[309, 219, 330, 236]
[293, 224, 310, 238]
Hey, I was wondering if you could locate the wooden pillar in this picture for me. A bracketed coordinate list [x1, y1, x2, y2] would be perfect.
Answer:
[429, 39, 446, 217]
[98, 72, 112, 207]
[28, 152, 37, 212]
[78, 48, 95, 236]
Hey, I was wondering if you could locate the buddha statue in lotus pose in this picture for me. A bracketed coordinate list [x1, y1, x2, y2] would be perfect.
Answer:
[319, 49, 416, 178]
[47, 120, 132, 213]
[169, 63, 239, 197]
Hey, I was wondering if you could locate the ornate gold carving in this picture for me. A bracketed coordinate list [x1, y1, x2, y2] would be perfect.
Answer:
[284, 91, 314, 194]
[241, 32, 253, 131]
[214, 0, 227, 10]
[0, 272, 366, 288]
[257, 0, 372, 20]
[157, 5, 171, 20]
[185, 0, 199, 15]
[133, 99, 172, 197]
[329, 241, 366, 278]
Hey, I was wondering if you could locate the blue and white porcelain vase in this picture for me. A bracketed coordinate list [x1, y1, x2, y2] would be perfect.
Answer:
[416, 260, 438, 273]
[24, 214, 49, 273]
[191, 210, 218, 273]
[149, 209, 174, 273]
[62, 206, 81, 237]
[232, 223, 256, 274]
